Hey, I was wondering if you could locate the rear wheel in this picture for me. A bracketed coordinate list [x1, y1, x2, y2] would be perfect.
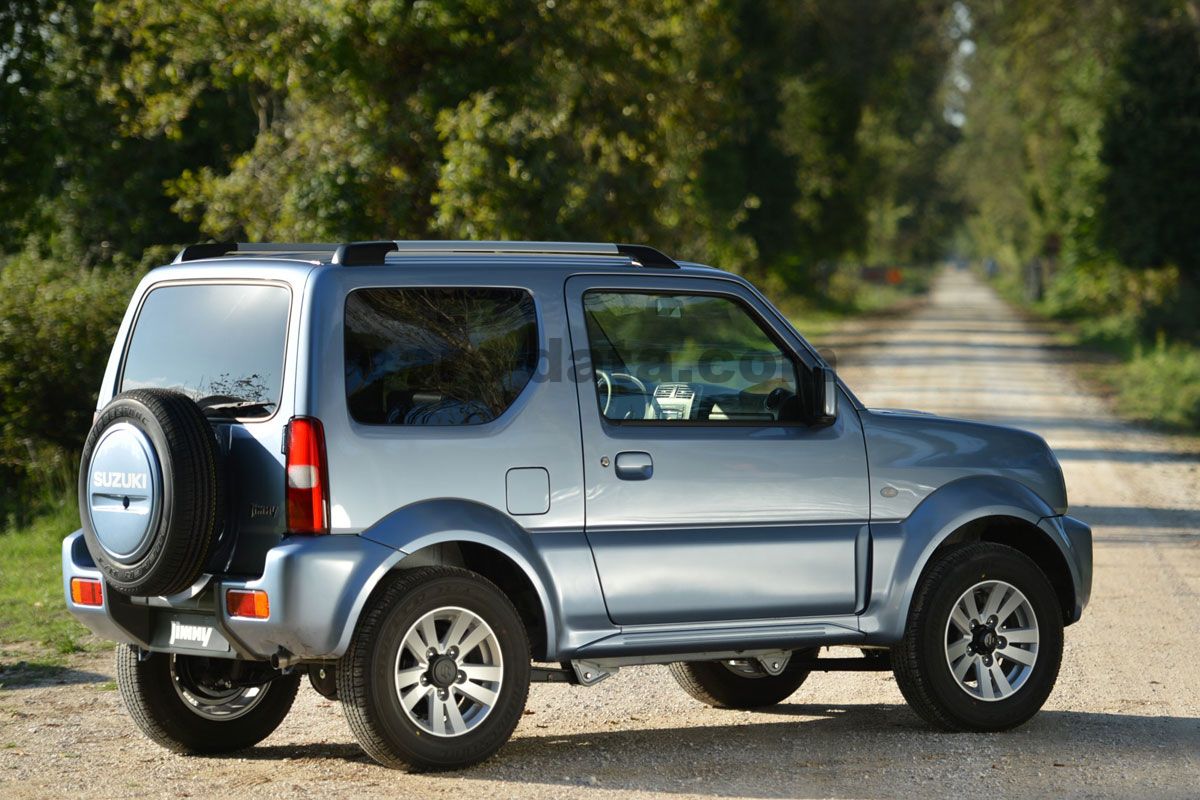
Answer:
[115, 645, 300, 753]
[669, 649, 817, 709]
[338, 567, 531, 771]
[892, 542, 1063, 731]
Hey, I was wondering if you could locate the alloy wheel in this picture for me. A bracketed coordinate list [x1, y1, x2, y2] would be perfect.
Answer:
[393, 606, 504, 737]
[943, 579, 1039, 701]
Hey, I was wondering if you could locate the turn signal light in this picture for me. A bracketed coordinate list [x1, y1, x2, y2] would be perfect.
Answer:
[70, 577, 103, 607]
[285, 416, 330, 534]
[226, 589, 270, 619]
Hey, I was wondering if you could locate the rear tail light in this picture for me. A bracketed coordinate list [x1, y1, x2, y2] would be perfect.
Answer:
[226, 589, 270, 619]
[285, 416, 330, 534]
[70, 577, 103, 606]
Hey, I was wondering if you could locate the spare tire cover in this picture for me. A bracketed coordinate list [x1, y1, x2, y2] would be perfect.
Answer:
[79, 389, 225, 597]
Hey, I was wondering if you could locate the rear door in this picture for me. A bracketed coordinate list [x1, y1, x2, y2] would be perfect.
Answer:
[566, 274, 870, 626]
[118, 281, 295, 575]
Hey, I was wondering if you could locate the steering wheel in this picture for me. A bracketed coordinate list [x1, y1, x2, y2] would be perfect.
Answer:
[595, 370, 655, 420]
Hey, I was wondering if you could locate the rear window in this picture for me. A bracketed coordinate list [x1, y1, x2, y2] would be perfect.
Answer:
[344, 287, 538, 426]
[121, 284, 291, 418]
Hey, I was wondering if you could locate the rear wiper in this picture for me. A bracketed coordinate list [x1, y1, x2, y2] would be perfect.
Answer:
[200, 400, 277, 418]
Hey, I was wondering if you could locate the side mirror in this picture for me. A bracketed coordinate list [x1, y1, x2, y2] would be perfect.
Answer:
[811, 365, 838, 426]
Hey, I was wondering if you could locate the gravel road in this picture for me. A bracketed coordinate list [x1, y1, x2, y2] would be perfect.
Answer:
[2, 268, 1197, 798]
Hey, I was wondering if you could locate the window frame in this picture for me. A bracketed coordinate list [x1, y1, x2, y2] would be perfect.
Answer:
[579, 286, 815, 429]
[341, 284, 541, 428]
[117, 278, 293, 424]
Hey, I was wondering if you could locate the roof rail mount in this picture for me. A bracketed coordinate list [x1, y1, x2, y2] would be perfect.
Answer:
[616, 244, 679, 269]
[173, 242, 234, 263]
[332, 241, 399, 266]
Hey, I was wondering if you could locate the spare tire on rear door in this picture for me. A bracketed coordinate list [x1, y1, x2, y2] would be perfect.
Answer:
[79, 389, 226, 597]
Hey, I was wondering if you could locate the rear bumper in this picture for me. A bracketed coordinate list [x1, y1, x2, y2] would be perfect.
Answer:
[62, 530, 401, 661]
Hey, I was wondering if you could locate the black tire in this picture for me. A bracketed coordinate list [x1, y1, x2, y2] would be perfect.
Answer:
[892, 542, 1064, 731]
[338, 567, 531, 771]
[669, 648, 817, 709]
[79, 389, 225, 597]
[115, 645, 300, 754]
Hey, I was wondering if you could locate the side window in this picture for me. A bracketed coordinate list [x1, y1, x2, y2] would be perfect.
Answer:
[344, 287, 538, 426]
[582, 291, 803, 424]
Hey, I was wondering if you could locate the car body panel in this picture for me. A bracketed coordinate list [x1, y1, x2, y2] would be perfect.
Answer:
[860, 475, 1087, 640]
[860, 408, 1069, 518]
[64, 247, 1092, 667]
[304, 264, 586, 537]
[563, 274, 871, 625]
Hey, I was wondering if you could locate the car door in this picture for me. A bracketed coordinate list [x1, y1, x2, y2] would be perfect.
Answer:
[566, 273, 871, 626]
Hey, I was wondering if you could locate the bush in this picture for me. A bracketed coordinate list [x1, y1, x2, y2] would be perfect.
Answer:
[0, 249, 139, 522]
[1118, 335, 1200, 430]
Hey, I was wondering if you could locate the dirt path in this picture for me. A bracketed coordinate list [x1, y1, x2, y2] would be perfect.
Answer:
[2, 269, 1198, 798]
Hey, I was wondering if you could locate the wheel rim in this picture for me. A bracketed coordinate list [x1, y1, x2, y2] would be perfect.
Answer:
[170, 656, 271, 720]
[394, 605, 504, 738]
[944, 579, 1039, 701]
[722, 659, 770, 679]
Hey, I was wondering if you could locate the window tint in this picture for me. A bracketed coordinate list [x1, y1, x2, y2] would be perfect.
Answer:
[121, 284, 290, 417]
[583, 291, 801, 423]
[345, 287, 538, 426]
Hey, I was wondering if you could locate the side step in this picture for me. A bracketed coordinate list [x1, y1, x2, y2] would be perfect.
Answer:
[530, 651, 892, 686]
[531, 666, 577, 684]
[791, 655, 892, 672]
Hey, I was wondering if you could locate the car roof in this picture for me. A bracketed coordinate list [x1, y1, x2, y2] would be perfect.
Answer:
[162, 240, 731, 279]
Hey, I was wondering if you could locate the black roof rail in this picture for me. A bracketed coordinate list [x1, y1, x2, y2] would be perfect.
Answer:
[173, 241, 235, 263]
[331, 240, 400, 266]
[172, 241, 345, 264]
[616, 244, 680, 269]
[170, 240, 681, 268]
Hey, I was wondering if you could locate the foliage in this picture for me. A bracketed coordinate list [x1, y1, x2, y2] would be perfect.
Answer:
[0, 250, 139, 519]
[953, 0, 1200, 429]
[41, 0, 955, 275]
[0, 0, 962, 501]
[1099, 12, 1200, 277]
[1119, 335, 1200, 430]
[956, 0, 1200, 287]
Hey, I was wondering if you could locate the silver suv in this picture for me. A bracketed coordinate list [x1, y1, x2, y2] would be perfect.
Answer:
[64, 241, 1091, 770]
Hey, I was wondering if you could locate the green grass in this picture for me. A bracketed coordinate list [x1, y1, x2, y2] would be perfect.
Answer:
[1112, 336, 1200, 430]
[0, 501, 101, 669]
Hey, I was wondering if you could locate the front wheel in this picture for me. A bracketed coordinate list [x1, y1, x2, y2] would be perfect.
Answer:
[338, 567, 531, 771]
[669, 649, 817, 709]
[115, 645, 300, 753]
[892, 542, 1064, 731]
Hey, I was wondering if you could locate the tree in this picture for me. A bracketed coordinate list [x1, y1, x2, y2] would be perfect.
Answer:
[1099, 11, 1200, 276]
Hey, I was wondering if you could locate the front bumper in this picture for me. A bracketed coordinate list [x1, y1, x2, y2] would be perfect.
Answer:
[1038, 514, 1093, 622]
[62, 530, 402, 661]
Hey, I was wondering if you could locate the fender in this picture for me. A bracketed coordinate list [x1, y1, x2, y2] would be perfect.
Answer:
[859, 474, 1079, 641]
[353, 498, 563, 658]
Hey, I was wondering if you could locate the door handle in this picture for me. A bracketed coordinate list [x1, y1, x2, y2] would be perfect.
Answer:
[614, 451, 653, 481]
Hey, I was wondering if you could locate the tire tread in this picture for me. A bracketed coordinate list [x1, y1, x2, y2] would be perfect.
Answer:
[668, 652, 814, 710]
[81, 389, 224, 596]
[337, 566, 531, 771]
[115, 644, 300, 753]
[892, 542, 1063, 731]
